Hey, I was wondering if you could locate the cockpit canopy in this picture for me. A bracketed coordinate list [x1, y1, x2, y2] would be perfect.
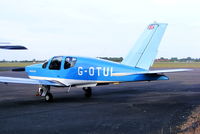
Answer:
[42, 56, 77, 70]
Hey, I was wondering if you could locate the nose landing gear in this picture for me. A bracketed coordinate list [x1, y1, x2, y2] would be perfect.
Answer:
[37, 85, 54, 102]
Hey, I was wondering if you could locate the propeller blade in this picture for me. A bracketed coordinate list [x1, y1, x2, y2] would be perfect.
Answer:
[12, 67, 25, 71]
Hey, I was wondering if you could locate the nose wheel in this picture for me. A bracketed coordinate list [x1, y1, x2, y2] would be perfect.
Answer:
[37, 85, 54, 102]
[83, 87, 92, 98]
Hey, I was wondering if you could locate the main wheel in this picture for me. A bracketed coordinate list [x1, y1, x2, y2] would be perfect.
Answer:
[45, 93, 53, 102]
[83, 87, 92, 98]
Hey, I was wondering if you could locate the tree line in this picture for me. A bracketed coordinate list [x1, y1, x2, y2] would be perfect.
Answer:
[99, 57, 200, 62]
[0, 57, 200, 63]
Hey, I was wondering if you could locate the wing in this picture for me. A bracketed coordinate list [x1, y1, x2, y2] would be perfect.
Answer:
[112, 69, 191, 76]
[0, 76, 65, 86]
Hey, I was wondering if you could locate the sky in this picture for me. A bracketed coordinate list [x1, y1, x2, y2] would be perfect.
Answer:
[0, 0, 200, 60]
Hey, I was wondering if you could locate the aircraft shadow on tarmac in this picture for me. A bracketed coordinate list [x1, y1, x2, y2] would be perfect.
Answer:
[1, 79, 200, 107]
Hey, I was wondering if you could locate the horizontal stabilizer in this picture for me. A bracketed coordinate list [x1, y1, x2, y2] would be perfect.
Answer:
[12, 67, 25, 71]
[0, 76, 65, 86]
[112, 69, 191, 76]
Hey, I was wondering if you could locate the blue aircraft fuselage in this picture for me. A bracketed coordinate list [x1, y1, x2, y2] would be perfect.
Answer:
[25, 56, 168, 85]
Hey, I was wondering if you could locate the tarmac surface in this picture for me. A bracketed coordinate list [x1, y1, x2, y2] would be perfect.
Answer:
[0, 69, 200, 134]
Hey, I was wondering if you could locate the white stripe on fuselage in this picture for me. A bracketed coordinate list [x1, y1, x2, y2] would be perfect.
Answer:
[29, 76, 97, 86]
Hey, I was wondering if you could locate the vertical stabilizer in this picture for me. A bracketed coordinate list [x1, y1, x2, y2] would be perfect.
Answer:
[122, 23, 167, 70]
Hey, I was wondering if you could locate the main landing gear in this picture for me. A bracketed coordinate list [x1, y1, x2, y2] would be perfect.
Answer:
[45, 93, 53, 102]
[83, 87, 92, 98]
[36, 85, 53, 102]
[35, 85, 93, 102]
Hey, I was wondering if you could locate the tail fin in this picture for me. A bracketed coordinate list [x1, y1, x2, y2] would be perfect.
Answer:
[122, 23, 167, 70]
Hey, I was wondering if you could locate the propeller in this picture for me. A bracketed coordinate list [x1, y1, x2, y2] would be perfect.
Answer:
[12, 67, 25, 71]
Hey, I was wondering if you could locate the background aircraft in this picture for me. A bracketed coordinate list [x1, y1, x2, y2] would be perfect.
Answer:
[0, 42, 27, 50]
[0, 46, 27, 50]
[0, 23, 189, 102]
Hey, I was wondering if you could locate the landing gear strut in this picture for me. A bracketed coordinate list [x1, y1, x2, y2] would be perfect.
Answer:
[83, 87, 92, 98]
[37, 85, 53, 102]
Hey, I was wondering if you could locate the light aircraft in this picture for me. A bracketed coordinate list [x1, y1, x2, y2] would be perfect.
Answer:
[0, 42, 27, 50]
[0, 23, 189, 102]
[0, 45, 27, 50]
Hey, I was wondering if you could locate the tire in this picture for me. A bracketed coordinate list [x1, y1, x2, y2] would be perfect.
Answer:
[85, 93, 92, 98]
[83, 87, 92, 98]
[45, 93, 53, 102]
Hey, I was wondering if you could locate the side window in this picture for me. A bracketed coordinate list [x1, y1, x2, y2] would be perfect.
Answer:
[42, 61, 48, 69]
[64, 57, 77, 69]
[49, 56, 62, 70]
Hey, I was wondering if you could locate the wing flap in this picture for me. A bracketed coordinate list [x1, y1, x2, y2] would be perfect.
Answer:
[0, 76, 65, 86]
